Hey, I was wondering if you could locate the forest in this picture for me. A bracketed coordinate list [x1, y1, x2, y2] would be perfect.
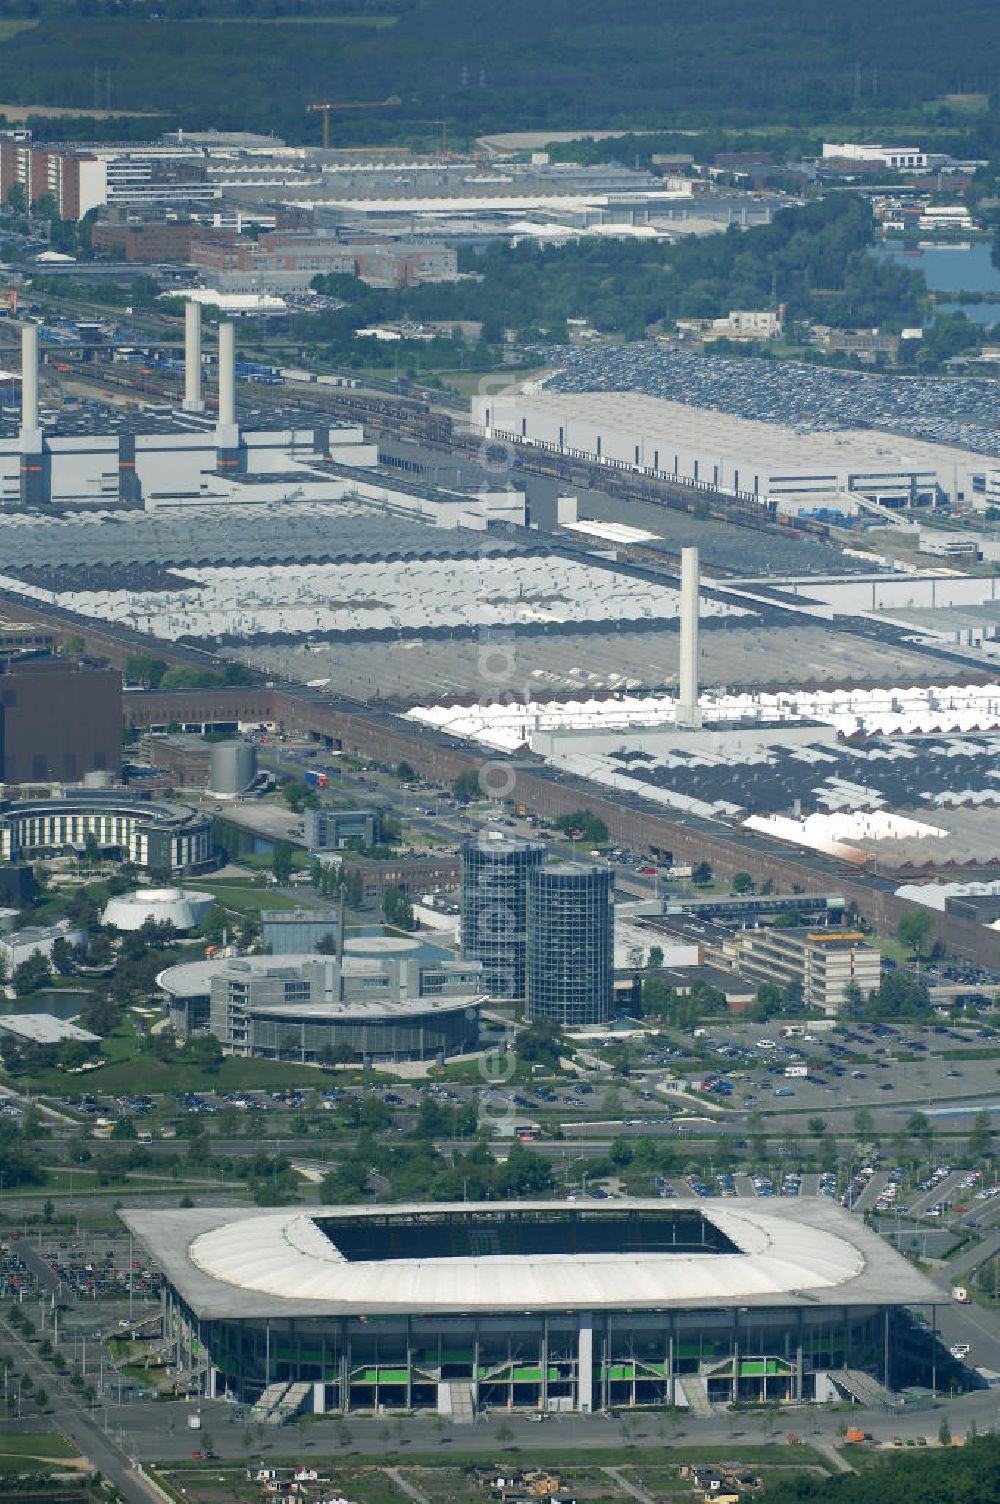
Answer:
[758, 1433, 1000, 1504]
[306, 197, 928, 351]
[0, 0, 997, 141]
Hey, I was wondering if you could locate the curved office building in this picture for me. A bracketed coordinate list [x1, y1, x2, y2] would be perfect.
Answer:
[526, 862, 613, 1027]
[460, 835, 544, 999]
[0, 791, 213, 872]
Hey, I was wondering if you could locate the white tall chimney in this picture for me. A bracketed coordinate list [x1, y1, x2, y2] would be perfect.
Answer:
[217, 320, 236, 429]
[19, 321, 40, 445]
[183, 300, 203, 412]
[678, 545, 701, 728]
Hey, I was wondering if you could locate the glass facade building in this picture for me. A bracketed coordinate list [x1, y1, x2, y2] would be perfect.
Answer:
[460, 836, 544, 999]
[526, 862, 614, 1027]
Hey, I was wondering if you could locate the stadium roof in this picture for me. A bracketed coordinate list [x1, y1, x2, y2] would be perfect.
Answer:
[123, 1199, 941, 1319]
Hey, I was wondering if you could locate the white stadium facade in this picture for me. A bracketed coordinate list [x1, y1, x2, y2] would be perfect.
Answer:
[125, 1200, 946, 1417]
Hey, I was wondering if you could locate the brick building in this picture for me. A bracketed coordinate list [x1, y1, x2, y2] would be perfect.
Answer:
[0, 655, 121, 785]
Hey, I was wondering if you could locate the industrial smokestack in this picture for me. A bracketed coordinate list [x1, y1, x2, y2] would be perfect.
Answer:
[20, 322, 38, 440]
[19, 321, 47, 505]
[678, 545, 701, 728]
[217, 320, 236, 430]
[183, 301, 203, 413]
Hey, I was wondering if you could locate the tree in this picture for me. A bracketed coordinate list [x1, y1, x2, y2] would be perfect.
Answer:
[452, 770, 481, 801]
[938, 1416, 952, 1447]
[752, 982, 783, 1021]
[807, 1117, 826, 1141]
[554, 810, 609, 845]
[853, 1107, 875, 1140]
[691, 861, 713, 887]
[383, 885, 414, 931]
[271, 840, 293, 885]
[843, 979, 865, 1017]
[518, 1018, 563, 1069]
[60, 1039, 93, 1071]
[731, 871, 755, 894]
[898, 907, 932, 959]
[5, 182, 26, 214]
[34, 1387, 47, 1411]
[397, 762, 417, 783]
[782, 977, 804, 1012]
[906, 1111, 933, 1145]
[124, 653, 167, 689]
[50, 937, 76, 976]
[967, 1109, 993, 1164]
[12, 950, 51, 996]
[646, 945, 664, 970]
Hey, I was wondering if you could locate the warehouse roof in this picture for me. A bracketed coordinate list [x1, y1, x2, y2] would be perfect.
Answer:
[486, 390, 988, 482]
[123, 1198, 940, 1319]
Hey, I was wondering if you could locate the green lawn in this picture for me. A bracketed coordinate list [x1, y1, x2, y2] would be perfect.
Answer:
[182, 880, 303, 914]
[0, 1431, 79, 1460]
[0, 20, 37, 40]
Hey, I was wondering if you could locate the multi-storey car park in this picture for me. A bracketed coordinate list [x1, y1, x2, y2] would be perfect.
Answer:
[125, 1200, 946, 1418]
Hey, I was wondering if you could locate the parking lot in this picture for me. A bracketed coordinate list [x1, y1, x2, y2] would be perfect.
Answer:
[544, 343, 1000, 459]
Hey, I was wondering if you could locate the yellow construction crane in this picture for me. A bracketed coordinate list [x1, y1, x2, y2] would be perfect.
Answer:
[307, 96, 400, 150]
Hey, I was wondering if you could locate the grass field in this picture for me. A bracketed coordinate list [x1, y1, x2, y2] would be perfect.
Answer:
[0, 1431, 80, 1461]
[155, 1442, 831, 1503]
[182, 880, 303, 914]
[0, 21, 37, 41]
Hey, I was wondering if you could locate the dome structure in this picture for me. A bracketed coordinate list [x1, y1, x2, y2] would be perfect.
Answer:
[102, 887, 215, 933]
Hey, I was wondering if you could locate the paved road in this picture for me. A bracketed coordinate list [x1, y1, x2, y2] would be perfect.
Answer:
[907, 1173, 967, 1220]
[854, 1171, 890, 1215]
[115, 1389, 1000, 1463]
[0, 1310, 165, 1504]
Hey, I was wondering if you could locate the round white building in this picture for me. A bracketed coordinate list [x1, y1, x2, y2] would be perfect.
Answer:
[102, 887, 215, 933]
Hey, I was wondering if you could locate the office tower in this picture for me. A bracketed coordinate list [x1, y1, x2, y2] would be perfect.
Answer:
[460, 834, 544, 998]
[526, 861, 614, 1027]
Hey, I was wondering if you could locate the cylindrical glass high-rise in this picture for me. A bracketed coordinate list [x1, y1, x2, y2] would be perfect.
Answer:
[460, 835, 545, 998]
[526, 862, 614, 1027]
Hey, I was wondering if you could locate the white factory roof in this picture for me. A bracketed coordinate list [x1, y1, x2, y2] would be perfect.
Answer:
[5, 553, 744, 641]
[122, 1199, 940, 1320]
[484, 389, 987, 481]
[159, 288, 287, 313]
[896, 877, 1000, 912]
[408, 681, 1000, 753]
[102, 887, 215, 933]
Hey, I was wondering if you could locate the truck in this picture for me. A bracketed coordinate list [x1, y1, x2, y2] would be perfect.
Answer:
[304, 769, 329, 789]
[784, 1064, 808, 1078]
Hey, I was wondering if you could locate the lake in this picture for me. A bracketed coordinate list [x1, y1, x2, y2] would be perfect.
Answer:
[876, 241, 1000, 325]
[0, 989, 91, 1021]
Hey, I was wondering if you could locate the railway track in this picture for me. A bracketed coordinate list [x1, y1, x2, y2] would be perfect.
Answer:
[47, 355, 830, 541]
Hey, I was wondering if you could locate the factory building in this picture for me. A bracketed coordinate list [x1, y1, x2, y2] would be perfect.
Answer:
[0, 654, 121, 785]
[124, 1199, 945, 1415]
[474, 390, 988, 507]
[821, 143, 928, 170]
[0, 314, 376, 510]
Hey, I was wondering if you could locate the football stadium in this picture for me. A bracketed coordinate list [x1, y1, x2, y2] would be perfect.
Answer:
[125, 1200, 945, 1418]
